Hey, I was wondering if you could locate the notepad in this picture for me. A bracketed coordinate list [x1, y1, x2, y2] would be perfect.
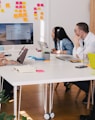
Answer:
[14, 65, 36, 73]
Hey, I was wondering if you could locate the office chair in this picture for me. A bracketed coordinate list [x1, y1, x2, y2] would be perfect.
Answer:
[75, 80, 95, 109]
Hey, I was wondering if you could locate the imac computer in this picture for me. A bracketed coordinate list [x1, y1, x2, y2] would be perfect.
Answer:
[0, 23, 33, 45]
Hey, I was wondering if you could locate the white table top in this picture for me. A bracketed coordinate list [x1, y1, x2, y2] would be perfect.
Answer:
[0, 51, 95, 86]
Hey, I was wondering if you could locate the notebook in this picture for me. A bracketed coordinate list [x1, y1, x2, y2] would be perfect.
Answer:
[56, 55, 81, 63]
[14, 65, 36, 73]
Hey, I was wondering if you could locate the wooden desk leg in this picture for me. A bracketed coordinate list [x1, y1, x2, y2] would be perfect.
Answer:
[87, 81, 92, 109]
[18, 86, 22, 120]
[14, 86, 17, 120]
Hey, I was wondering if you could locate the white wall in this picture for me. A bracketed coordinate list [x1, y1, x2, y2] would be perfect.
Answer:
[0, 0, 90, 50]
[48, 0, 90, 48]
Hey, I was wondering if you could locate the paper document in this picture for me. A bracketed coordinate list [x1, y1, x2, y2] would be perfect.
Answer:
[14, 65, 36, 73]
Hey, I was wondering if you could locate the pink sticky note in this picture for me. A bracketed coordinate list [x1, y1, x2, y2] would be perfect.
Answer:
[36, 70, 45, 72]
[41, 4, 44, 7]
[20, 2, 22, 4]
[34, 7, 37, 10]
[34, 12, 37, 14]
[37, 3, 40, 7]
[16, 6, 18, 8]
[16, 2, 18, 4]
[19, 6, 22, 8]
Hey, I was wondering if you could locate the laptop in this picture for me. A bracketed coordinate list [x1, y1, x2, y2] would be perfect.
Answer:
[56, 55, 81, 63]
[38, 41, 48, 50]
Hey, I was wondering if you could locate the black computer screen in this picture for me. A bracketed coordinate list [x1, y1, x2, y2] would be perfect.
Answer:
[0, 23, 33, 45]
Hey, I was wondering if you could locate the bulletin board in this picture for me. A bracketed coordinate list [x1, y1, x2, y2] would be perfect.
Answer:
[0, 0, 46, 23]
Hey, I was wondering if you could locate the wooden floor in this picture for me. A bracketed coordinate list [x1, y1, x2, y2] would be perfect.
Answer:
[1, 83, 90, 120]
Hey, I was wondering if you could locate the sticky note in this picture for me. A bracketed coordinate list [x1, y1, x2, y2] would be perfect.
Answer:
[20, 2, 22, 4]
[40, 12, 44, 15]
[23, 17, 28, 22]
[16, 2, 19, 4]
[37, 4, 40, 7]
[38, 7, 41, 10]
[1, 9, 4, 12]
[19, 13, 22, 17]
[6, 3, 10, 8]
[41, 4, 44, 7]
[23, 9, 26, 12]
[22, 5, 26, 8]
[14, 14, 19, 18]
[23, 13, 27, 17]
[22, 2, 26, 4]
[36, 69, 45, 72]
[34, 7, 37, 10]
[14, 9, 18, 12]
[16, 6, 18, 8]
[34, 12, 37, 14]
[19, 6, 22, 8]
[40, 16, 44, 20]
[19, 9, 22, 12]
[34, 13, 37, 17]
[34, 17, 38, 20]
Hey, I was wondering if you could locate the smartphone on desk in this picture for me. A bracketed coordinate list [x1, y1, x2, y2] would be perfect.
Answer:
[75, 65, 88, 68]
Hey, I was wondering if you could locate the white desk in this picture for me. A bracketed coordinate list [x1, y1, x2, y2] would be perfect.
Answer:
[0, 52, 95, 120]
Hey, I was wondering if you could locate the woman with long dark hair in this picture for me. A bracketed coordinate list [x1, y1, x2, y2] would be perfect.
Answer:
[51, 26, 74, 92]
[51, 26, 74, 54]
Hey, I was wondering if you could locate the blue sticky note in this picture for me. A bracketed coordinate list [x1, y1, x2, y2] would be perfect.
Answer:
[28, 56, 45, 60]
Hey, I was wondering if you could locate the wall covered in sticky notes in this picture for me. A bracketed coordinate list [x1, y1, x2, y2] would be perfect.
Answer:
[0, 0, 46, 23]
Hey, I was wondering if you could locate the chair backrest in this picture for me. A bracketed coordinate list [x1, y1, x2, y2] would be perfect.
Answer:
[88, 53, 95, 69]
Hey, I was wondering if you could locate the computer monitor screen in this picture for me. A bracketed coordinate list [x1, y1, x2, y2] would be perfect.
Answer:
[0, 23, 33, 45]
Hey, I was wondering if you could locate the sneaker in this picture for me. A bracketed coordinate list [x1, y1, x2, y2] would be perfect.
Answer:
[80, 115, 90, 120]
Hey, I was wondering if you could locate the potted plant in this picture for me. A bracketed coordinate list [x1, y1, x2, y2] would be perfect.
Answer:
[0, 90, 27, 120]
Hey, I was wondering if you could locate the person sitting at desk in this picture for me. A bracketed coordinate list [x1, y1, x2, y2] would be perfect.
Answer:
[51, 26, 74, 54]
[0, 53, 17, 100]
[72, 22, 95, 120]
[51, 26, 74, 92]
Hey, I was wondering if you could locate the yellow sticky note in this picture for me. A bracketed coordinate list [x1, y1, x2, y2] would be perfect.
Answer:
[14, 14, 19, 18]
[19, 9, 22, 13]
[22, 2, 26, 4]
[14, 9, 18, 12]
[38, 7, 41, 10]
[23, 17, 28, 22]
[40, 16, 44, 20]
[34, 13, 37, 17]
[34, 17, 38, 20]
[40, 12, 44, 15]
[22, 5, 26, 8]
[23, 9, 26, 12]
[19, 13, 23, 17]
[23, 13, 27, 17]
[1, 9, 5, 12]
[6, 3, 10, 8]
